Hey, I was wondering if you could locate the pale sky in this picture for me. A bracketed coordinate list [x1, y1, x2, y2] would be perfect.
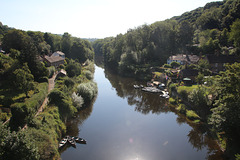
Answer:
[0, 0, 220, 38]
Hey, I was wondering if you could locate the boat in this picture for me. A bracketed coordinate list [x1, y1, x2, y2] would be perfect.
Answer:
[59, 136, 68, 148]
[160, 91, 170, 99]
[134, 85, 140, 89]
[73, 137, 87, 144]
[142, 87, 162, 93]
[67, 136, 76, 148]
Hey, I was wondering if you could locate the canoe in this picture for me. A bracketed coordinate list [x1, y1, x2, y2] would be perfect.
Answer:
[67, 136, 76, 148]
[59, 136, 68, 148]
[73, 137, 87, 144]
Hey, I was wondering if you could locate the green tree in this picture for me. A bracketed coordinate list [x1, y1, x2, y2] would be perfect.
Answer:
[61, 32, 72, 57]
[0, 123, 39, 160]
[65, 60, 81, 77]
[13, 63, 34, 97]
[209, 63, 240, 135]
[230, 19, 240, 47]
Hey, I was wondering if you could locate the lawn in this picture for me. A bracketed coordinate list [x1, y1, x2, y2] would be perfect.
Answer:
[177, 85, 199, 93]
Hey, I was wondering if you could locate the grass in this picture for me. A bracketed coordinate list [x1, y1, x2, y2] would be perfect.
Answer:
[177, 85, 199, 93]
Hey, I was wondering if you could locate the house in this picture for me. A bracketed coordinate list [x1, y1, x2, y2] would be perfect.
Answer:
[179, 69, 199, 83]
[205, 54, 239, 73]
[44, 56, 65, 68]
[51, 51, 65, 58]
[167, 54, 199, 65]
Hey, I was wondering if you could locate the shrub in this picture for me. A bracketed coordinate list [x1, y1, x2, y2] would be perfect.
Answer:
[169, 83, 177, 96]
[64, 78, 75, 88]
[169, 98, 176, 105]
[77, 82, 98, 102]
[47, 66, 55, 78]
[72, 92, 84, 109]
[176, 104, 186, 114]
[163, 64, 171, 68]
[38, 76, 48, 83]
[186, 110, 200, 120]
[179, 90, 188, 101]
[84, 70, 94, 80]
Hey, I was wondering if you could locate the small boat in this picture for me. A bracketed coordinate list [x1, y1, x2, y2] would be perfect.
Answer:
[67, 136, 76, 148]
[142, 87, 162, 93]
[134, 85, 140, 89]
[160, 91, 170, 99]
[59, 136, 68, 148]
[73, 137, 87, 144]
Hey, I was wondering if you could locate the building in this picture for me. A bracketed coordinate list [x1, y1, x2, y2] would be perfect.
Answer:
[44, 56, 65, 68]
[167, 54, 199, 65]
[51, 51, 65, 58]
[205, 54, 239, 73]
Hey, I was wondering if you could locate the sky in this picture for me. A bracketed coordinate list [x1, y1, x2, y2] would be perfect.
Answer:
[0, 0, 220, 38]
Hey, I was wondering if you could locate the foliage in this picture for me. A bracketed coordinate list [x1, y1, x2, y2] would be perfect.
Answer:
[230, 19, 240, 47]
[169, 97, 176, 105]
[76, 81, 98, 102]
[179, 89, 188, 101]
[65, 60, 81, 77]
[47, 66, 55, 78]
[176, 104, 186, 114]
[84, 70, 94, 80]
[209, 63, 240, 135]
[186, 110, 200, 120]
[72, 92, 84, 109]
[13, 63, 35, 97]
[0, 123, 40, 160]
[188, 87, 209, 108]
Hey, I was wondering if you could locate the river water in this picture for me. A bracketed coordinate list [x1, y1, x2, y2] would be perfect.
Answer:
[61, 66, 223, 160]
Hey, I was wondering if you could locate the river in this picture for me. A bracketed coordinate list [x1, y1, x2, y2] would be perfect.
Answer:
[60, 66, 223, 160]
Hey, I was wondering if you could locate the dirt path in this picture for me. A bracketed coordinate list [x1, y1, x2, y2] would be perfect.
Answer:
[21, 73, 57, 130]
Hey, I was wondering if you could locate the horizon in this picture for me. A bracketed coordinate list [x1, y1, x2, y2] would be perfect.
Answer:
[1, 0, 221, 39]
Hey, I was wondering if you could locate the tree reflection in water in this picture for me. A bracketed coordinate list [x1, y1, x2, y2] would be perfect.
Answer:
[104, 68, 224, 160]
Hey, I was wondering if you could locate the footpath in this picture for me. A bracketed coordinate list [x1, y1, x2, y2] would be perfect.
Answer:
[21, 73, 57, 130]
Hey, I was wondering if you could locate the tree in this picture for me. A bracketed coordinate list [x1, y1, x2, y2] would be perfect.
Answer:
[170, 61, 180, 68]
[65, 61, 81, 77]
[230, 19, 240, 47]
[61, 32, 72, 57]
[13, 63, 34, 97]
[209, 63, 240, 135]
[0, 123, 39, 160]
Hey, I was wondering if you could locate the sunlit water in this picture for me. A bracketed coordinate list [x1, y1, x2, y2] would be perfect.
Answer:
[60, 66, 223, 160]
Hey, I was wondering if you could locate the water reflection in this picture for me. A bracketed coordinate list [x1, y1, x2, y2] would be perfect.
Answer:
[104, 69, 170, 115]
[104, 68, 224, 160]
[65, 99, 96, 136]
[62, 66, 224, 160]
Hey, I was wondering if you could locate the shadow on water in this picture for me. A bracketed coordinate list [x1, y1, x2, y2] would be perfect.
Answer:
[104, 68, 224, 160]
[62, 66, 224, 160]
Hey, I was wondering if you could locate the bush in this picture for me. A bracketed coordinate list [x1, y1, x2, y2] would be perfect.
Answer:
[64, 78, 75, 88]
[169, 98, 176, 105]
[179, 90, 188, 101]
[169, 83, 177, 96]
[47, 66, 55, 78]
[72, 92, 84, 109]
[176, 104, 186, 114]
[84, 70, 94, 80]
[186, 110, 200, 120]
[77, 82, 98, 102]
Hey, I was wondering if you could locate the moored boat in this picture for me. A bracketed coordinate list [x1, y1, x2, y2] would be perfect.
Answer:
[59, 136, 68, 148]
[73, 137, 87, 144]
[67, 136, 76, 148]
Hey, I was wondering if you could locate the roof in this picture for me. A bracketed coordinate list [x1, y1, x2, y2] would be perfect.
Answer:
[52, 51, 65, 56]
[168, 54, 199, 63]
[44, 55, 65, 63]
[206, 54, 239, 64]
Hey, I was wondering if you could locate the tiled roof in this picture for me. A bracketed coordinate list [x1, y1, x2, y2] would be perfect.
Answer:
[44, 56, 64, 63]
